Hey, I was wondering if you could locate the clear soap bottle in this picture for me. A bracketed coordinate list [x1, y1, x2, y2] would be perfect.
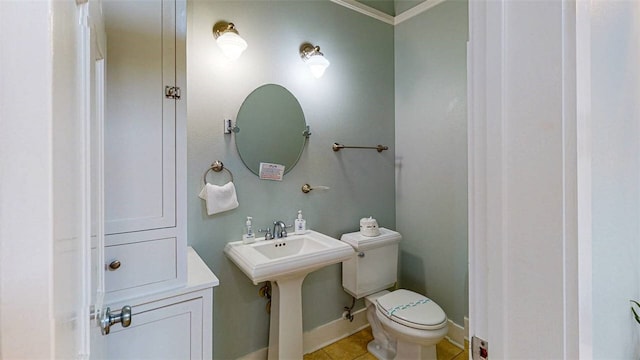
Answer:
[294, 210, 306, 235]
[243, 216, 255, 244]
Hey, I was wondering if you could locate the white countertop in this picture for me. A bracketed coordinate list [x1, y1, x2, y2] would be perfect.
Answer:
[186, 246, 220, 289]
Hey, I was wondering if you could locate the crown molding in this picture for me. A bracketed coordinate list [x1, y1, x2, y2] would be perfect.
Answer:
[394, 0, 448, 25]
[330, 0, 395, 25]
[330, 0, 448, 26]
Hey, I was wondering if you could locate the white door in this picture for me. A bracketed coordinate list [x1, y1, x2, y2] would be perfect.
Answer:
[0, 0, 90, 357]
[56, 0, 108, 357]
[467, 0, 588, 358]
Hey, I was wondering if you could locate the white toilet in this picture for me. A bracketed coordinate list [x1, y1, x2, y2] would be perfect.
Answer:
[341, 228, 448, 360]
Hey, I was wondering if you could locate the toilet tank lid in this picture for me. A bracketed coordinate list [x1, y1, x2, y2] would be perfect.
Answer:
[340, 228, 401, 251]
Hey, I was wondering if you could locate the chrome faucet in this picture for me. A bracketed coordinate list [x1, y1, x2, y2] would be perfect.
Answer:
[273, 220, 288, 239]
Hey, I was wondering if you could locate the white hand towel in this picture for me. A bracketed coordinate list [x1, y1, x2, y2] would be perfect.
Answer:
[198, 182, 239, 215]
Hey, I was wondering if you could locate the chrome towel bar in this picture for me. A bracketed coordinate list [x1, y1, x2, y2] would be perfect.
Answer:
[332, 142, 389, 152]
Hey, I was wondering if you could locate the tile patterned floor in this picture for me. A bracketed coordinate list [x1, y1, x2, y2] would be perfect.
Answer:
[303, 327, 469, 360]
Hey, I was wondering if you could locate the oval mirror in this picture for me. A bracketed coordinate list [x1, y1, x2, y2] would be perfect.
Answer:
[235, 84, 307, 176]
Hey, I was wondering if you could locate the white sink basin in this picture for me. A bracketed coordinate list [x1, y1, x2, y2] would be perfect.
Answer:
[224, 230, 354, 284]
[225, 229, 355, 359]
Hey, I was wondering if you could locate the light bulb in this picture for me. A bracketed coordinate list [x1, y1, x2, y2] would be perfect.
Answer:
[216, 32, 248, 60]
[306, 54, 330, 78]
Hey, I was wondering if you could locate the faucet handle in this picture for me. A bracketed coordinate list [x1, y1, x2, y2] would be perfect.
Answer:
[274, 222, 293, 229]
[258, 227, 273, 240]
[283, 223, 293, 237]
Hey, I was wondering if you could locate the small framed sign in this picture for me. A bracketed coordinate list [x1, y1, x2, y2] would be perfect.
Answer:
[259, 162, 285, 181]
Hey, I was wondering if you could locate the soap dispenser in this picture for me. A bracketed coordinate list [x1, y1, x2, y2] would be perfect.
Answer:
[243, 216, 255, 244]
[294, 210, 306, 235]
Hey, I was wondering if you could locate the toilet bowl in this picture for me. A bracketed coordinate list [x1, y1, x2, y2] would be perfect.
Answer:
[364, 289, 448, 360]
[341, 229, 449, 360]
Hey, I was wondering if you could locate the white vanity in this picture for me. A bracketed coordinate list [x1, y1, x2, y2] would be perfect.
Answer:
[104, 248, 218, 359]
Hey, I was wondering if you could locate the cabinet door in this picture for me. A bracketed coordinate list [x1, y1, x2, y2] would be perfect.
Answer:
[103, 0, 177, 235]
[106, 298, 203, 359]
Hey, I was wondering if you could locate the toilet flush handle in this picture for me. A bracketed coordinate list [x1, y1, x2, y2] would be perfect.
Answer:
[358, 252, 365, 258]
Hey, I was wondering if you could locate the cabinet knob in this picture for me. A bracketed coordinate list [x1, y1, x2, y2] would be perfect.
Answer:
[100, 305, 132, 335]
[108, 260, 121, 270]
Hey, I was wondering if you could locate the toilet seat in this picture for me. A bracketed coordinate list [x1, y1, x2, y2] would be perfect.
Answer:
[376, 289, 447, 331]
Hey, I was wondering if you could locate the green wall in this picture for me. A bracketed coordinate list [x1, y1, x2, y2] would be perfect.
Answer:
[186, 1, 395, 358]
[591, 0, 640, 356]
[394, 0, 469, 325]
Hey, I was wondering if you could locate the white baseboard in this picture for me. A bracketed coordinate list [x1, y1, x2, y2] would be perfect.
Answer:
[235, 347, 268, 360]
[236, 308, 368, 360]
[303, 308, 369, 353]
[464, 316, 469, 340]
[445, 316, 469, 349]
[237, 310, 469, 359]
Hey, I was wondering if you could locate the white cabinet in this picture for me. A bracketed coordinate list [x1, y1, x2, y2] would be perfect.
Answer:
[96, 1, 217, 359]
[104, 248, 218, 359]
[104, 0, 178, 234]
[103, 0, 187, 301]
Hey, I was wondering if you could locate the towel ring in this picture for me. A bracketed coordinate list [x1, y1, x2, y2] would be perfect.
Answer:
[203, 160, 234, 184]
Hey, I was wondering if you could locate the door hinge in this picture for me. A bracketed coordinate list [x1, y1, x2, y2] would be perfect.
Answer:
[165, 86, 181, 99]
[471, 336, 488, 360]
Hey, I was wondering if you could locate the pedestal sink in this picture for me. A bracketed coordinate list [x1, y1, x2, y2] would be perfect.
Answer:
[224, 230, 355, 359]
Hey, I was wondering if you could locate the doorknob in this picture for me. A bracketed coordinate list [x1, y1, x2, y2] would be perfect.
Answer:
[100, 305, 132, 335]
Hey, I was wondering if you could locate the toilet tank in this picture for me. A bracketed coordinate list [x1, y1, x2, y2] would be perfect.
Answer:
[341, 228, 402, 299]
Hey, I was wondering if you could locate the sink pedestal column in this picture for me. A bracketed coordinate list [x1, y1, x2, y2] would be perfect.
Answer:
[267, 275, 306, 360]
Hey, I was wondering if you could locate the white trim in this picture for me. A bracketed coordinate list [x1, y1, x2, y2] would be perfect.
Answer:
[329, 0, 394, 25]
[561, 1, 581, 358]
[468, 0, 505, 346]
[78, 2, 92, 356]
[445, 319, 467, 349]
[236, 347, 268, 360]
[237, 308, 468, 359]
[464, 316, 469, 340]
[575, 0, 592, 357]
[330, 0, 446, 26]
[236, 308, 368, 360]
[394, 0, 448, 25]
[303, 308, 369, 353]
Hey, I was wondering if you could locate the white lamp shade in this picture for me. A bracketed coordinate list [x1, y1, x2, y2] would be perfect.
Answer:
[306, 54, 330, 78]
[216, 32, 248, 60]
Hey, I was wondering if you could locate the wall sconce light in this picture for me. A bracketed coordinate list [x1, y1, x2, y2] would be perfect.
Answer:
[300, 43, 330, 78]
[213, 22, 248, 60]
